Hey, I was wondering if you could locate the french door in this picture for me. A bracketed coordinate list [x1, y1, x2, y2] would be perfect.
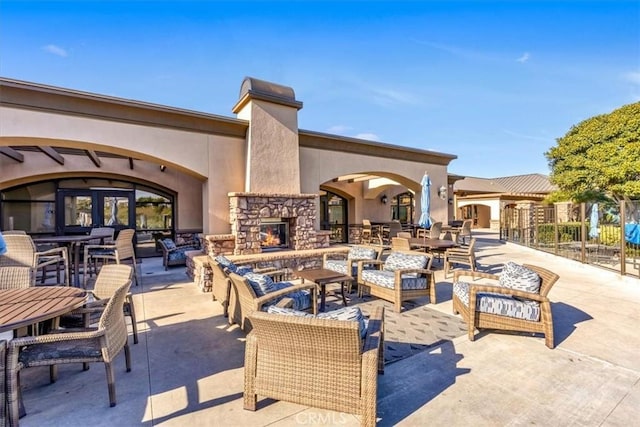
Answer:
[56, 189, 135, 235]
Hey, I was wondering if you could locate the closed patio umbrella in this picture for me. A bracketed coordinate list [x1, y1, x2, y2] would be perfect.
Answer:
[589, 203, 599, 239]
[418, 173, 432, 233]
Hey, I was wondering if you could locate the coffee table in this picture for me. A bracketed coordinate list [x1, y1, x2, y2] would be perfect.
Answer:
[294, 268, 353, 312]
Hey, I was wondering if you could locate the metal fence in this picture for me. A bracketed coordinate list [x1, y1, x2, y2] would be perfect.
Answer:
[501, 200, 640, 278]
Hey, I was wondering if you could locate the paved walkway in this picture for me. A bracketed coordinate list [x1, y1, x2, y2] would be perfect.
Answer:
[16, 231, 640, 426]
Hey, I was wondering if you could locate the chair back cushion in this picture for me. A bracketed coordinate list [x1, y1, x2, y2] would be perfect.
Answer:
[499, 262, 541, 293]
[243, 272, 276, 297]
[383, 252, 428, 272]
[348, 246, 377, 260]
[267, 305, 368, 338]
[162, 239, 177, 250]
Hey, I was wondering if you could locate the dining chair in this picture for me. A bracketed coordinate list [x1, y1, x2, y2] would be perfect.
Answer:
[6, 280, 132, 426]
[0, 266, 33, 290]
[362, 219, 372, 244]
[83, 229, 138, 288]
[87, 227, 115, 245]
[391, 237, 412, 251]
[458, 219, 473, 245]
[430, 221, 443, 239]
[0, 233, 69, 286]
[397, 231, 412, 239]
[61, 264, 138, 345]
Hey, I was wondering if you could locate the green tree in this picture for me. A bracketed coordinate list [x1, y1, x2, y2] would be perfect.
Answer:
[545, 102, 640, 203]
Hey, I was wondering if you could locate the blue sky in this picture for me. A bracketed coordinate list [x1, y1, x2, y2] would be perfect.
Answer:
[1, 1, 638, 178]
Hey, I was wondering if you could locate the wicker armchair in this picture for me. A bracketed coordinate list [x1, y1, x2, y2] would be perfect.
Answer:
[83, 228, 138, 288]
[211, 257, 288, 318]
[244, 305, 385, 427]
[322, 245, 383, 292]
[60, 264, 138, 344]
[227, 271, 318, 332]
[357, 251, 435, 311]
[444, 237, 477, 278]
[452, 263, 559, 348]
[158, 238, 201, 270]
[0, 233, 69, 286]
[6, 279, 132, 426]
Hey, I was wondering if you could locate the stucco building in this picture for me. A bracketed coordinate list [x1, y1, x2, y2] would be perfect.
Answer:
[1, 76, 458, 255]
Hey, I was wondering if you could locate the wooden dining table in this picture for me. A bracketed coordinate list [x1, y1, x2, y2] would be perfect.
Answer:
[32, 233, 112, 288]
[0, 286, 88, 334]
[408, 237, 458, 251]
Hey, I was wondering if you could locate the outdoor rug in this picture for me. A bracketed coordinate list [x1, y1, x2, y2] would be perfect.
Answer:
[323, 292, 468, 365]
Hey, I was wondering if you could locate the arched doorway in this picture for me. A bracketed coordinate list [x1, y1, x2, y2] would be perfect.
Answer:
[1, 177, 174, 257]
[391, 192, 414, 225]
[319, 190, 348, 243]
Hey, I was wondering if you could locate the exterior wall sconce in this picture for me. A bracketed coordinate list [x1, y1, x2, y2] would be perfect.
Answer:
[381, 194, 388, 204]
[438, 185, 447, 200]
[160, 165, 166, 172]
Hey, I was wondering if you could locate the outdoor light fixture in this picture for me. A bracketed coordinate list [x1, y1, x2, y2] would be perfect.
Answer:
[438, 185, 447, 200]
[160, 165, 166, 172]
[381, 194, 388, 204]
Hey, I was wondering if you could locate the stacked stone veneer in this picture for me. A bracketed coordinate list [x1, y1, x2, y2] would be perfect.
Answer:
[228, 192, 318, 255]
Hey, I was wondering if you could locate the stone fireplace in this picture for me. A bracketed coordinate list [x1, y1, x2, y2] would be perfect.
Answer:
[229, 192, 318, 255]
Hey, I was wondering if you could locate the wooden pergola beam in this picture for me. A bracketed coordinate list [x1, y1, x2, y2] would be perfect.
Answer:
[85, 150, 101, 167]
[0, 146, 24, 162]
[38, 146, 65, 165]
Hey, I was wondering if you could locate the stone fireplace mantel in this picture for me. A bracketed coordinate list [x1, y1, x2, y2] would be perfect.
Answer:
[228, 192, 318, 255]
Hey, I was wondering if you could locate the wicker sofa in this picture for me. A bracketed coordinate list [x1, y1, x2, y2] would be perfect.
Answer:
[357, 250, 435, 312]
[158, 238, 201, 270]
[452, 262, 559, 348]
[244, 305, 385, 427]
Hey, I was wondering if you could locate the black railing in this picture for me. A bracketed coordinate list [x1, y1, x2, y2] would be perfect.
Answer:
[501, 200, 640, 278]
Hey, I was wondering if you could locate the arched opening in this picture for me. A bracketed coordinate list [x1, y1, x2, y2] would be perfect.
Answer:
[319, 190, 348, 243]
[390, 191, 415, 225]
[1, 177, 175, 257]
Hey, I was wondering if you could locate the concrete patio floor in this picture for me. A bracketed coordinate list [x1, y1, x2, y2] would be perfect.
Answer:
[15, 231, 640, 426]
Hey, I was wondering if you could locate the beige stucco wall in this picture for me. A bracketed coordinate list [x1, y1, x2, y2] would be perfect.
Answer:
[0, 106, 210, 178]
[299, 146, 450, 226]
[235, 100, 300, 194]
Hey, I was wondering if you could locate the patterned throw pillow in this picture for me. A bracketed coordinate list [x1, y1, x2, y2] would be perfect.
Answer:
[162, 239, 177, 250]
[214, 255, 238, 273]
[244, 272, 276, 297]
[498, 262, 541, 293]
[235, 266, 254, 276]
[348, 246, 377, 260]
[318, 306, 368, 338]
[383, 252, 428, 272]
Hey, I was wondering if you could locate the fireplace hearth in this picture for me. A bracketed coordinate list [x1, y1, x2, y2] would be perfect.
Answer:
[260, 218, 289, 250]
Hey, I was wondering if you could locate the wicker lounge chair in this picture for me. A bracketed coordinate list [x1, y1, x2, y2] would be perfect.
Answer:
[211, 256, 288, 318]
[158, 238, 201, 270]
[443, 237, 477, 278]
[322, 245, 383, 292]
[357, 250, 435, 311]
[227, 271, 318, 332]
[452, 263, 559, 348]
[244, 305, 384, 427]
[6, 279, 132, 426]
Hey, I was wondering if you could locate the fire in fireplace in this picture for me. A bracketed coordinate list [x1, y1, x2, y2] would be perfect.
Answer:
[260, 218, 289, 250]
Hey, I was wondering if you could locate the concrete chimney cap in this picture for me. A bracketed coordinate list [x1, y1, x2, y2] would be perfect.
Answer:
[233, 77, 303, 112]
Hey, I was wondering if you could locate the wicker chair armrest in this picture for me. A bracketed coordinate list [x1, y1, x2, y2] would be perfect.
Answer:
[445, 247, 471, 255]
[35, 246, 67, 258]
[8, 328, 105, 348]
[275, 297, 294, 308]
[453, 270, 499, 282]
[469, 284, 547, 302]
